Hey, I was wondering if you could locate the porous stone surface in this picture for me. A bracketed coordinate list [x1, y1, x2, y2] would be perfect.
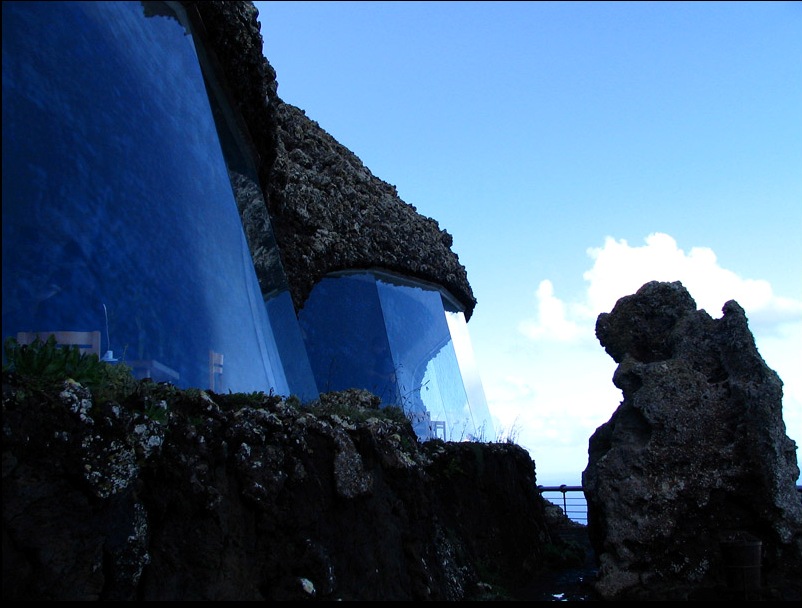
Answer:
[584, 280, 802, 600]
[2, 376, 570, 601]
[188, 1, 476, 317]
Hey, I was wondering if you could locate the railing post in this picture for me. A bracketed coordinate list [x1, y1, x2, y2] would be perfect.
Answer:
[538, 485, 587, 524]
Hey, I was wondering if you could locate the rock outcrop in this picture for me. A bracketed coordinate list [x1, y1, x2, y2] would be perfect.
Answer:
[186, 1, 476, 318]
[584, 280, 802, 600]
[2, 374, 577, 601]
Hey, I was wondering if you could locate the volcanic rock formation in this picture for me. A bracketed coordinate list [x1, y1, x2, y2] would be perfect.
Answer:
[584, 280, 802, 600]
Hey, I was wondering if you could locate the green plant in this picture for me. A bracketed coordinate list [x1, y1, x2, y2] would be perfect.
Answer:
[91, 360, 138, 404]
[3, 335, 138, 404]
[3, 335, 104, 388]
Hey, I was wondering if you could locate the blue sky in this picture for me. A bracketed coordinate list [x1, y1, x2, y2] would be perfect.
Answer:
[253, 1, 801, 486]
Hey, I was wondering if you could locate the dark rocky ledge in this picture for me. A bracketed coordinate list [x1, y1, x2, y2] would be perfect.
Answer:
[1, 376, 586, 601]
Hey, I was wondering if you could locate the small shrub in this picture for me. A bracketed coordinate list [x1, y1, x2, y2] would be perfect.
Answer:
[92, 360, 138, 404]
[3, 335, 104, 389]
[3, 335, 137, 403]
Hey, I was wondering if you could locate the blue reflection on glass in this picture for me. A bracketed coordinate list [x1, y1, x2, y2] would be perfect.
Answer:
[2, 1, 313, 396]
[299, 271, 496, 441]
[298, 274, 399, 403]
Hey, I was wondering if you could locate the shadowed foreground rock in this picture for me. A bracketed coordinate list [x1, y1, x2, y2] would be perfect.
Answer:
[584, 280, 802, 600]
[2, 379, 583, 601]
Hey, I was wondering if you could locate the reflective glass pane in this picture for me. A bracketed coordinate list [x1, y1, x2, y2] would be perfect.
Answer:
[298, 274, 399, 403]
[2, 1, 309, 395]
[265, 291, 318, 401]
[445, 309, 496, 441]
[300, 271, 495, 442]
[375, 277, 460, 438]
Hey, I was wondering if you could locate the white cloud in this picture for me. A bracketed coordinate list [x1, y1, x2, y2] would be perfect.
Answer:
[583, 233, 802, 324]
[520, 232, 802, 342]
[517, 279, 587, 343]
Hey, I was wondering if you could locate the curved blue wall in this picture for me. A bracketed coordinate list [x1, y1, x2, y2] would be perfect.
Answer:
[2, 1, 316, 397]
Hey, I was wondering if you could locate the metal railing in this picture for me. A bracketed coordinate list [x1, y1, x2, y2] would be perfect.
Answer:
[538, 485, 587, 524]
[538, 485, 802, 526]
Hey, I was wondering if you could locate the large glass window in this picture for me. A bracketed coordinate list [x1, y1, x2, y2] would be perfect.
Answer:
[299, 271, 496, 441]
[2, 1, 316, 398]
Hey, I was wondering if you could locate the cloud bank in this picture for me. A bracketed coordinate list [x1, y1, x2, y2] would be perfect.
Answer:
[522, 232, 802, 341]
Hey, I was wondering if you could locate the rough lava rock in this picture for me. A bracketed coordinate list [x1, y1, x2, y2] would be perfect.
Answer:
[584, 280, 802, 600]
[2, 377, 573, 601]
